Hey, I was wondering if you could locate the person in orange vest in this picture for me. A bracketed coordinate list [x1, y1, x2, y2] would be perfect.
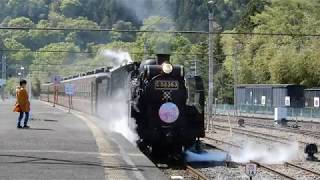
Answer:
[13, 79, 30, 129]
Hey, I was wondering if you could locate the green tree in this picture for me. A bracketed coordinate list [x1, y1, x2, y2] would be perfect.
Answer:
[3, 38, 34, 64]
[110, 20, 136, 42]
[29, 20, 65, 49]
[136, 16, 176, 56]
[214, 67, 234, 104]
[8, 16, 34, 28]
[222, 0, 320, 89]
[5, 17, 34, 47]
[4, 77, 19, 96]
[58, 17, 106, 49]
[6, 0, 49, 22]
[31, 42, 79, 77]
[60, 0, 83, 18]
[236, 0, 269, 32]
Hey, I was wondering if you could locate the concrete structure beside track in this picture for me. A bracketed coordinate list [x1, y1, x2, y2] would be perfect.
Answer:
[0, 100, 167, 180]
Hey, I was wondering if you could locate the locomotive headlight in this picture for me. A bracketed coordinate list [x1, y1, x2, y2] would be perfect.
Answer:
[162, 63, 173, 74]
[159, 102, 179, 123]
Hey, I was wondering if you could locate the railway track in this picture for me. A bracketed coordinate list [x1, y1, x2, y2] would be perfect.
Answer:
[211, 124, 309, 146]
[160, 163, 209, 180]
[185, 165, 209, 180]
[245, 122, 320, 138]
[204, 137, 320, 180]
[160, 164, 209, 180]
[212, 116, 320, 139]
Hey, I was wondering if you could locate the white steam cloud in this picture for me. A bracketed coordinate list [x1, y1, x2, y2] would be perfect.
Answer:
[97, 50, 138, 144]
[98, 90, 139, 145]
[118, 0, 173, 21]
[99, 49, 133, 67]
[230, 140, 300, 164]
[185, 150, 228, 162]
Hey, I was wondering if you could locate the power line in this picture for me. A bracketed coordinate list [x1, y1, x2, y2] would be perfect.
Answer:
[0, 26, 320, 37]
[29, 64, 107, 67]
[221, 31, 320, 37]
[0, 49, 95, 54]
[0, 48, 230, 57]
[0, 26, 207, 34]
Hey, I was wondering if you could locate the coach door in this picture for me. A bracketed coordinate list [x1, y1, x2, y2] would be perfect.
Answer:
[96, 78, 109, 117]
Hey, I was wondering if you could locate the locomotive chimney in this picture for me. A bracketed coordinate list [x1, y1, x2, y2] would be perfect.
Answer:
[156, 54, 170, 65]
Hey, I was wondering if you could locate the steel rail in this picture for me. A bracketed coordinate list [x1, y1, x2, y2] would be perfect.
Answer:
[212, 124, 308, 146]
[185, 165, 209, 180]
[245, 122, 320, 139]
[212, 116, 320, 139]
[285, 162, 320, 177]
[205, 136, 241, 148]
[251, 161, 296, 180]
[203, 137, 319, 180]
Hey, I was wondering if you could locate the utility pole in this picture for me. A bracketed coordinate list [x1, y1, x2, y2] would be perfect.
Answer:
[1, 55, 6, 101]
[233, 44, 240, 115]
[21, 66, 25, 79]
[143, 39, 148, 60]
[207, 1, 216, 119]
[1, 56, 6, 98]
[1, 56, 6, 81]
[27, 74, 32, 99]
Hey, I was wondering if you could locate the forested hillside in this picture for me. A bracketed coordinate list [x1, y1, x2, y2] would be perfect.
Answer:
[219, 0, 320, 102]
[0, 0, 250, 96]
[0, 0, 319, 103]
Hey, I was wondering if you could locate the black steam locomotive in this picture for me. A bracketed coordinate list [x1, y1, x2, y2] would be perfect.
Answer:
[41, 54, 205, 155]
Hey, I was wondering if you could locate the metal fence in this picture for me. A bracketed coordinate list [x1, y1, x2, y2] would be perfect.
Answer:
[213, 104, 320, 121]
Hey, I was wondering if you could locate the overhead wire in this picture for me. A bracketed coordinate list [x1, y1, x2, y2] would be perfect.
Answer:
[0, 48, 231, 57]
[0, 26, 320, 37]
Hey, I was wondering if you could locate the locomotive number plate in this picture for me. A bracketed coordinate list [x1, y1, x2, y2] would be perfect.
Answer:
[155, 80, 179, 90]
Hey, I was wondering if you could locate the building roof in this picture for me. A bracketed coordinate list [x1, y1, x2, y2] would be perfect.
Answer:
[305, 88, 320, 91]
[237, 84, 300, 88]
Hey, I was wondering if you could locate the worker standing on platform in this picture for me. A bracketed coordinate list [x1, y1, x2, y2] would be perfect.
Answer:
[13, 80, 30, 129]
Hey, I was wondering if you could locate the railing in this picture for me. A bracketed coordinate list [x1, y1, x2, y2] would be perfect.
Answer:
[212, 104, 320, 121]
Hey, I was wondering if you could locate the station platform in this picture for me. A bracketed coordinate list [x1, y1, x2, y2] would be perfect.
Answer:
[0, 100, 168, 180]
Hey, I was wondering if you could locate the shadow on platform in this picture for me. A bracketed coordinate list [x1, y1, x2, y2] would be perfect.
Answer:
[0, 154, 158, 171]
